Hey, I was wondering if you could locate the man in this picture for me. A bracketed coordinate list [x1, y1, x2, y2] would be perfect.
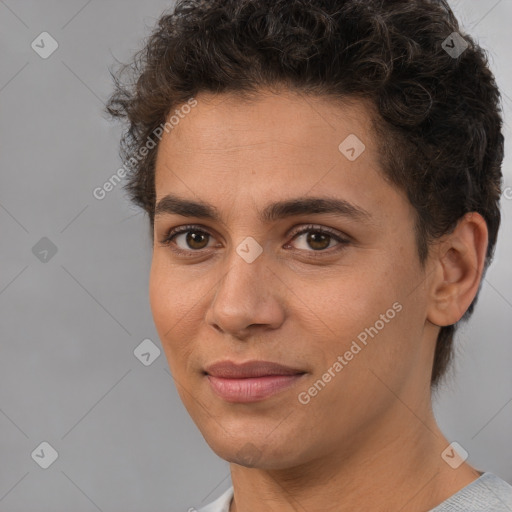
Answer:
[106, 0, 512, 510]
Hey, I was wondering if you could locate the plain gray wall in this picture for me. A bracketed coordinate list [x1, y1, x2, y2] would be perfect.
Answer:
[0, 1, 510, 510]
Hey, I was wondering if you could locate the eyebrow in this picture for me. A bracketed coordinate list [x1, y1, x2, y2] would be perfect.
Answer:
[154, 193, 373, 224]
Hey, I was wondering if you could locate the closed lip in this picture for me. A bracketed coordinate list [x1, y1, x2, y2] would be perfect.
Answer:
[204, 360, 306, 378]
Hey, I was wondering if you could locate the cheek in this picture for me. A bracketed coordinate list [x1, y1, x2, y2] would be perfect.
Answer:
[148, 257, 200, 370]
[297, 281, 417, 422]
[307, 265, 398, 330]
[303, 255, 419, 369]
[149, 259, 175, 337]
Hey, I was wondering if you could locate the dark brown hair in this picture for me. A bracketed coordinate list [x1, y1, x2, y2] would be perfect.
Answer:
[106, 0, 504, 387]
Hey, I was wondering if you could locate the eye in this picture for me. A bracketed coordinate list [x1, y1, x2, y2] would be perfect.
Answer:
[159, 225, 217, 256]
[159, 224, 350, 257]
[286, 224, 349, 253]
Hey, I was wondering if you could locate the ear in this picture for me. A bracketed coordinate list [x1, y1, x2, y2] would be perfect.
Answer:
[427, 212, 489, 327]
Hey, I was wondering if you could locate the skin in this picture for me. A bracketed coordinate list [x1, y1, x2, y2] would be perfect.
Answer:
[149, 89, 488, 511]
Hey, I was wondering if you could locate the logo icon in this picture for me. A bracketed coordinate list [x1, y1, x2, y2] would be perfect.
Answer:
[134, 338, 161, 366]
[31, 32, 59, 59]
[32, 237, 58, 263]
[236, 237, 263, 263]
[236, 442, 263, 467]
[442, 32, 469, 58]
[441, 441, 469, 469]
[31, 441, 59, 469]
[339, 134, 366, 161]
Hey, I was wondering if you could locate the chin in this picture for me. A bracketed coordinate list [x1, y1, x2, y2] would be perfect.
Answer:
[201, 428, 305, 470]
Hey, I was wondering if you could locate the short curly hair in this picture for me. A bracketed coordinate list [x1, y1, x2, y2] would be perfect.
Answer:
[106, 0, 504, 387]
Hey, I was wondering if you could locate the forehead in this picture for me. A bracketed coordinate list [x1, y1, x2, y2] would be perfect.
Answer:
[153, 90, 407, 225]
[156, 91, 377, 177]
[160, 89, 374, 154]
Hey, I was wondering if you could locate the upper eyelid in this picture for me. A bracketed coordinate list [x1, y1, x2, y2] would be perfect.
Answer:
[163, 224, 216, 241]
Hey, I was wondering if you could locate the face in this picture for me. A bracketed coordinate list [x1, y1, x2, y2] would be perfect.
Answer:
[150, 89, 434, 469]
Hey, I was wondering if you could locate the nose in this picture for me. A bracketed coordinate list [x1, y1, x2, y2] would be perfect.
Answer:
[205, 245, 286, 340]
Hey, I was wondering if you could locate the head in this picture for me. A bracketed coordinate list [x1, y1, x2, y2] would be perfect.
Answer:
[106, 0, 503, 468]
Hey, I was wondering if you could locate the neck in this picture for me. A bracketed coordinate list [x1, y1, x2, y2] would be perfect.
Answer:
[228, 402, 479, 512]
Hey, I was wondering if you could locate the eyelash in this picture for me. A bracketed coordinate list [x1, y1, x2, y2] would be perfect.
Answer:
[159, 224, 350, 258]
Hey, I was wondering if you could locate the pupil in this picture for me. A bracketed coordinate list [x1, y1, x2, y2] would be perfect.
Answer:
[308, 232, 329, 250]
[187, 231, 207, 249]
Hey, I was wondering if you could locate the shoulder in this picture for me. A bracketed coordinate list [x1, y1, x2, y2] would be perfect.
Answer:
[430, 472, 512, 512]
[192, 475, 512, 512]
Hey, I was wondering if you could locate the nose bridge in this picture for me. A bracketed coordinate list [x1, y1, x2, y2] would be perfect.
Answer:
[206, 238, 284, 335]
[214, 237, 268, 311]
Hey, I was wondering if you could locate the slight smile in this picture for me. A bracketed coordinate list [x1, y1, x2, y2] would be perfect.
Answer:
[204, 360, 308, 403]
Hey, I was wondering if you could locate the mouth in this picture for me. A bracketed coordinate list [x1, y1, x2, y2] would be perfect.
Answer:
[204, 360, 307, 403]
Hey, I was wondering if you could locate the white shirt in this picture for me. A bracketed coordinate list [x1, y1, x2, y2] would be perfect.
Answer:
[198, 486, 233, 512]
[197, 473, 512, 512]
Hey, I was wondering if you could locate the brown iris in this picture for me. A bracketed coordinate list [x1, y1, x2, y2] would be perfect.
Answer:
[186, 231, 209, 250]
[306, 232, 331, 251]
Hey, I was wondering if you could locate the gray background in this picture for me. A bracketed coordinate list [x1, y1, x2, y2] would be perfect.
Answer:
[0, 1, 510, 511]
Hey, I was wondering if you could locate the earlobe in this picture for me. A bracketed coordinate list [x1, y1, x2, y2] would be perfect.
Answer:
[426, 212, 488, 327]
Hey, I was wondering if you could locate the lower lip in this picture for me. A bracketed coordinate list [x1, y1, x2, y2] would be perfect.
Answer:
[206, 374, 305, 403]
